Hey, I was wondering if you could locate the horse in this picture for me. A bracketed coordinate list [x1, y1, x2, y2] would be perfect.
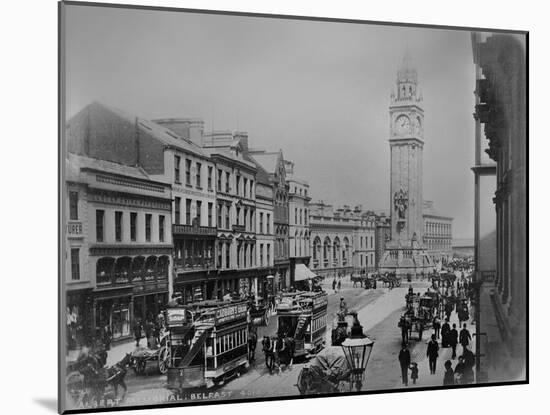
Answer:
[273, 336, 296, 374]
[248, 330, 258, 362]
[106, 353, 133, 400]
[261, 336, 275, 373]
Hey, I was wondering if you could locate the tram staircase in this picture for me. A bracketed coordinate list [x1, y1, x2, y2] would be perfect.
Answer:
[294, 314, 308, 340]
[178, 321, 214, 368]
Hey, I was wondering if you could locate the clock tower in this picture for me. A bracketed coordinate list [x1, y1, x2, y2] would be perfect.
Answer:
[380, 53, 434, 277]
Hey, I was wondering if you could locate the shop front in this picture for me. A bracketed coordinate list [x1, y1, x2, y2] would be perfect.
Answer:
[66, 288, 93, 350]
[93, 289, 133, 342]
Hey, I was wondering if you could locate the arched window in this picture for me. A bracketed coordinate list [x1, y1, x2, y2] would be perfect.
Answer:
[323, 237, 331, 267]
[131, 256, 145, 282]
[157, 255, 169, 279]
[96, 257, 115, 285]
[333, 237, 341, 267]
[114, 256, 132, 283]
[144, 256, 158, 280]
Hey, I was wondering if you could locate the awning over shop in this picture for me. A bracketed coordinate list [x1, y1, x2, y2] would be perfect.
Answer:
[294, 264, 317, 281]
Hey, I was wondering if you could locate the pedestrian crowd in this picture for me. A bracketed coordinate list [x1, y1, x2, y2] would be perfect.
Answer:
[398, 269, 476, 387]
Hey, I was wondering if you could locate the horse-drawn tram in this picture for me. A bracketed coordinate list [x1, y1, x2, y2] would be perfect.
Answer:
[165, 300, 250, 394]
[276, 291, 328, 358]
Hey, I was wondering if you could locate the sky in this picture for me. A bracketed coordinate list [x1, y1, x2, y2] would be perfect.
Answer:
[64, 4, 482, 239]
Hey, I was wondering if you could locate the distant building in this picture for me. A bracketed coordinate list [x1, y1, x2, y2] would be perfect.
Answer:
[422, 200, 453, 263]
[248, 150, 291, 290]
[285, 160, 314, 287]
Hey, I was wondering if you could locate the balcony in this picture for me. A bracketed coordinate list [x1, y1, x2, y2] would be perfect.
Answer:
[232, 224, 246, 232]
[174, 257, 213, 273]
[67, 221, 83, 237]
[172, 224, 217, 237]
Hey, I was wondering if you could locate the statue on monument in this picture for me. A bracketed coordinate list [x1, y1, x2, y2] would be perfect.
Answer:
[394, 189, 408, 220]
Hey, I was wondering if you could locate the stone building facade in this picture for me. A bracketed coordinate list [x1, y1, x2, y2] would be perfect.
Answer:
[472, 32, 526, 382]
[65, 153, 173, 344]
[422, 200, 453, 263]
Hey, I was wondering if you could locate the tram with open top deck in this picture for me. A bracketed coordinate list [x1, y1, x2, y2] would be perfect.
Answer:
[275, 291, 328, 358]
[164, 300, 250, 392]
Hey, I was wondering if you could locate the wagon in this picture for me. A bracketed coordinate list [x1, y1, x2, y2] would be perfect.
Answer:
[296, 347, 351, 395]
[131, 332, 170, 375]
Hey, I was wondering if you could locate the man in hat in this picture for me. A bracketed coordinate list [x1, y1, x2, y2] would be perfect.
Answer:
[426, 334, 439, 375]
[398, 342, 411, 386]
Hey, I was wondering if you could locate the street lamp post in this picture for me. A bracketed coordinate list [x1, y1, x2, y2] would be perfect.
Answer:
[341, 318, 374, 392]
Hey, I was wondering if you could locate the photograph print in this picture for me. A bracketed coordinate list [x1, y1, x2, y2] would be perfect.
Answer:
[59, 1, 528, 413]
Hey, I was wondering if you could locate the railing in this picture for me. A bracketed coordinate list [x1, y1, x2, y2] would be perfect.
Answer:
[174, 258, 213, 272]
[172, 224, 217, 236]
[67, 221, 83, 236]
[232, 224, 246, 232]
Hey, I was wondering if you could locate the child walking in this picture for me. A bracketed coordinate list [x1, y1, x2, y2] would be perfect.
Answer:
[409, 362, 419, 385]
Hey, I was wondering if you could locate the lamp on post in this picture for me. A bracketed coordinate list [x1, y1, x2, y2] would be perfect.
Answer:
[341, 317, 374, 392]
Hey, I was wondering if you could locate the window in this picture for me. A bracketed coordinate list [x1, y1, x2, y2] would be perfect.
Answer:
[185, 159, 191, 185]
[115, 211, 123, 242]
[217, 204, 222, 229]
[266, 244, 270, 265]
[370, 236, 374, 249]
[96, 210, 104, 242]
[225, 242, 230, 268]
[225, 204, 230, 229]
[236, 207, 241, 226]
[186, 199, 192, 225]
[174, 197, 181, 225]
[196, 200, 202, 225]
[244, 178, 248, 198]
[208, 203, 213, 227]
[295, 208, 298, 224]
[159, 215, 165, 242]
[130, 212, 137, 241]
[244, 209, 248, 230]
[217, 242, 222, 268]
[304, 209, 308, 225]
[250, 180, 254, 198]
[196, 162, 202, 187]
[70, 248, 80, 280]
[207, 166, 213, 190]
[260, 244, 264, 266]
[217, 169, 222, 191]
[236, 175, 241, 195]
[69, 191, 78, 220]
[259, 213, 264, 234]
[145, 214, 152, 242]
[174, 155, 181, 183]
[250, 209, 254, 231]
[250, 245, 254, 267]
[225, 172, 230, 193]
[266, 214, 271, 234]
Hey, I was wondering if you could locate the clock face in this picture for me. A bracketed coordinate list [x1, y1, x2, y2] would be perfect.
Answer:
[395, 115, 410, 135]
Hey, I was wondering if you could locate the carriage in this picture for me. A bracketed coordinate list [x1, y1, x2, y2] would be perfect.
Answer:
[296, 346, 352, 395]
[248, 297, 270, 326]
[379, 272, 401, 287]
[65, 349, 132, 408]
[351, 272, 377, 289]
[130, 332, 170, 375]
[275, 291, 328, 358]
[165, 300, 250, 393]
